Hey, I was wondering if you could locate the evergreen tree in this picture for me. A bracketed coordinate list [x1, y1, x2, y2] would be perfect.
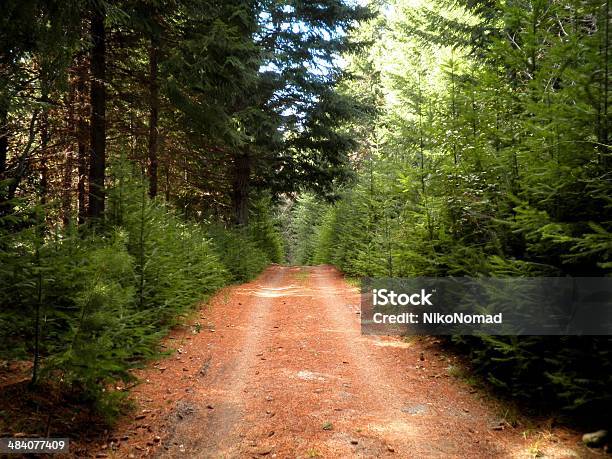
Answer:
[295, 0, 611, 418]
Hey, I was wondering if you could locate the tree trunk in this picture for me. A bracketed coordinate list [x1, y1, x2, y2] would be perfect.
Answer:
[39, 109, 49, 205]
[0, 104, 7, 179]
[231, 153, 250, 225]
[76, 59, 88, 225]
[0, 103, 9, 227]
[148, 40, 159, 198]
[39, 68, 50, 206]
[164, 155, 170, 202]
[603, 0, 609, 147]
[87, 5, 106, 220]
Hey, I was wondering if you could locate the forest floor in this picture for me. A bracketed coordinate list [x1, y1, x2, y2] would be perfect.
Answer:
[2, 265, 603, 458]
[76, 264, 600, 459]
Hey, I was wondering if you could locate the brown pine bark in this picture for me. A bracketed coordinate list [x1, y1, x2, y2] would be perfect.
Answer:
[0, 105, 7, 179]
[87, 5, 106, 220]
[231, 153, 250, 226]
[39, 109, 49, 205]
[76, 58, 89, 225]
[148, 40, 159, 198]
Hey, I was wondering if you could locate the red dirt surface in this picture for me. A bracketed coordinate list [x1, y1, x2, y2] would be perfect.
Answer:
[89, 265, 600, 458]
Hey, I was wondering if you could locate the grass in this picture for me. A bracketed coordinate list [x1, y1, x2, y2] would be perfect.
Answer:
[522, 429, 559, 458]
[402, 335, 424, 345]
[445, 362, 481, 387]
[498, 406, 523, 429]
[526, 444, 545, 458]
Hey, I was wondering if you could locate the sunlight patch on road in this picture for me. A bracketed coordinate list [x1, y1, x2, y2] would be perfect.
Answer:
[296, 370, 328, 382]
[369, 419, 419, 437]
[237, 285, 310, 298]
[507, 442, 581, 459]
[370, 339, 414, 349]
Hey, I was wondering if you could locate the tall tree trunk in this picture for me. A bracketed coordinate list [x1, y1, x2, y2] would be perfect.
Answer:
[39, 70, 50, 206]
[63, 71, 79, 226]
[231, 153, 250, 226]
[62, 95, 74, 226]
[39, 110, 49, 205]
[87, 4, 106, 220]
[31, 241, 43, 386]
[148, 40, 159, 198]
[164, 154, 170, 202]
[61, 150, 73, 226]
[0, 104, 7, 179]
[603, 0, 609, 147]
[0, 103, 9, 227]
[77, 59, 88, 225]
[417, 72, 425, 194]
[32, 86, 50, 385]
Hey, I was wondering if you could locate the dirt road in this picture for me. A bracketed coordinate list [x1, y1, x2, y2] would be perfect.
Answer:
[102, 265, 595, 458]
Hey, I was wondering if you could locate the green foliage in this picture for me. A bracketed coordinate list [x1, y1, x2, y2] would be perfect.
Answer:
[247, 196, 284, 264]
[207, 225, 270, 283]
[0, 158, 279, 418]
[205, 193, 284, 283]
[0, 198, 43, 361]
[1, 221, 145, 421]
[157, 0, 373, 219]
[290, 0, 612, 419]
[284, 194, 328, 265]
[108, 160, 229, 321]
[42, 232, 137, 405]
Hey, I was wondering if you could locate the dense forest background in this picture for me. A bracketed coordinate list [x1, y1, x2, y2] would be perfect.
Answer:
[1, 0, 610, 429]
[0, 0, 368, 418]
[285, 0, 611, 423]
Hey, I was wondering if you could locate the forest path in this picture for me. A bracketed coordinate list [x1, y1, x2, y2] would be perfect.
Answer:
[105, 265, 594, 459]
